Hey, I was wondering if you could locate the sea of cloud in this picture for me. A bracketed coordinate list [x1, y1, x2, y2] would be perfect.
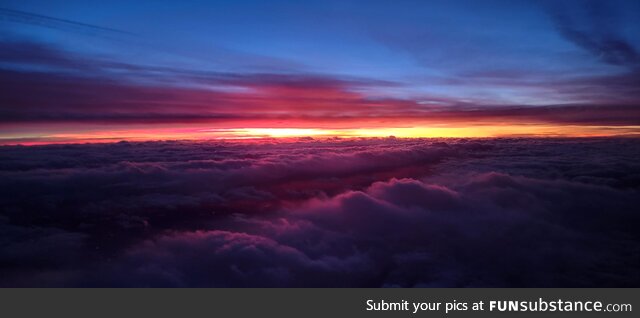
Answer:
[0, 137, 638, 287]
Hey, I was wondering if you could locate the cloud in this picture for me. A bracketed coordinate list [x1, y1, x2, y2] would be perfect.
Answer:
[88, 230, 374, 287]
[0, 216, 86, 287]
[2, 67, 639, 127]
[1, 138, 637, 286]
[1, 38, 639, 130]
[0, 40, 408, 124]
[548, 0, 639, 67]
[0, 7, 133, 37]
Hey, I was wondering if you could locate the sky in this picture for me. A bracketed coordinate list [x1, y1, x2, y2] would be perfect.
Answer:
[1, 1, 639, 287]
[1, 0, 640, 143]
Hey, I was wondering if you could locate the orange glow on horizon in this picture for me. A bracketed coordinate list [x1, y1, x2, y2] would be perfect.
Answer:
[2, 123, 640, 146]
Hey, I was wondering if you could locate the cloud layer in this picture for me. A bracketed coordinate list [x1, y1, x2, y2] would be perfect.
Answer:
[0, 138, 638, 287]
[1, 35, 639, 134]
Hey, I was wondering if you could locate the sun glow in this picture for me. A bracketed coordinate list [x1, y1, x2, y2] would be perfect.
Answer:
[212, 128, 337, 138]
[3, 123, 639, 145]
[214, 125, 640, 139]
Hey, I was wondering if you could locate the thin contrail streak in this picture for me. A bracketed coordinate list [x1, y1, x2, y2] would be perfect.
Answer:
[0, 7, 135, 36]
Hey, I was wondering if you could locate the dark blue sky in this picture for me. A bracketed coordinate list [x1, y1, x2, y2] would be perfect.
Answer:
[1, 0, 640, 141]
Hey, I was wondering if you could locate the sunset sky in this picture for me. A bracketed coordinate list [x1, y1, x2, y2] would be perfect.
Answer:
[1, 0, 640, 143]
[2, 1, 640, 288]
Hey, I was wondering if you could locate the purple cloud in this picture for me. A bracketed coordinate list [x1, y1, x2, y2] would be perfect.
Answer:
[1, 138, 638, 287]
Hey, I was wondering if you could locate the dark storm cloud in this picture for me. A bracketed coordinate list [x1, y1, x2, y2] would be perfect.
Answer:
[0, 138, 639, 287]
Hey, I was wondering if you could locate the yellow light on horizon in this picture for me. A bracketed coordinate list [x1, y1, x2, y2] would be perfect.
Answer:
[234, 128, 334, 137]
[230, 125, 640, 139]
[4, 124, 640, 145]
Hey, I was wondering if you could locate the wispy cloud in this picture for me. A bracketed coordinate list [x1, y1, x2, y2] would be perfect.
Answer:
[547, 0, 639, 67]
[0, 7, 134, 36]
